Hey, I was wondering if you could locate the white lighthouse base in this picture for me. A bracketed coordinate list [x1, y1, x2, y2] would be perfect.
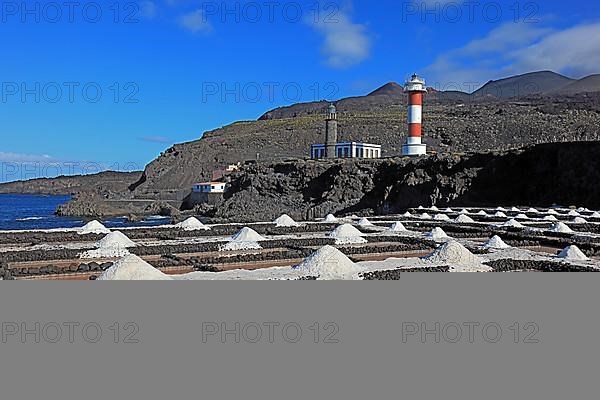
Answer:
[402, 137, 427, 156]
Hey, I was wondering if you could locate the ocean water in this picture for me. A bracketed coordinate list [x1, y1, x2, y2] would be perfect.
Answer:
[0, 194, 171, 231]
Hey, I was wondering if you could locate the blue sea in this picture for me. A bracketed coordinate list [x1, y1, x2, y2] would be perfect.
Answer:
[0, 194, 171, 231]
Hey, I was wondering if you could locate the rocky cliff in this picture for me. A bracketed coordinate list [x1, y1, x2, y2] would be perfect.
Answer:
[130, 91, 600, 198]
[0, 171, 141, 196]
[210, 142, 600, 222]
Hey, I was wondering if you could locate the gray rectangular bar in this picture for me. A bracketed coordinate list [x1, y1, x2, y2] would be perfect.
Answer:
[1, 275, 599, 400]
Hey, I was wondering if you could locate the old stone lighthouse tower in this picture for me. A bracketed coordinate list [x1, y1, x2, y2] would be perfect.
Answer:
[325, 103, 338, 158]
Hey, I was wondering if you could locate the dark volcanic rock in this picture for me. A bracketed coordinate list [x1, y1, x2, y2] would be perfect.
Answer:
[213, 142, 600, 222]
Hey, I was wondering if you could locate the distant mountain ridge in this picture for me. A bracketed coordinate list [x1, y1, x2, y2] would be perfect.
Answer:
[260, 71, 599, 120]
[2, 70, 600, 204]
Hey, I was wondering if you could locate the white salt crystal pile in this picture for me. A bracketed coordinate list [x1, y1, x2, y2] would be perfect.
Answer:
[476, 210, 487, 216]
[430, 205, 439, 211]
[496, 207, 507, 212]
[543, 215, 558, 221]
[455, 214, 475, 223]
[222, 227, 266, 251]
[549, 222, 574, 234]
[576, 207, 590, 213]
[494, 211, 507, 218]
[527, 207, 539, 213]
[78, 220, 111, 235]
[433, 213, 450, 221]
[420, 213, 432, 219]
[273, 214, 300, 227]
[459, 208, 469, 214]
[547, 209, 559, 215]
[572, 217, 587, 224]
[324, 214, 338, 223]
[592, 212, 600, 219]
[417, 206, 424, 210]
[98, 231, 137, 248]
[97, 254, 172, 280]
[389, 222, 407, 232]
[425, 227, 449, 241]
[80, 231, 137, 259]
[557, 245, 588, 261]
[568, 210, 580, 217]
[424, 241, 489, 272]
[443, 207, 453, 213]
[293, 245, 361, 280]
[329, 224, 367, 245]
[402, 211, 412, 217]
[357, 217, 374, 226]
[510, 207, 521, 212]
[482, 235, 511, 249]
[516, 213, 529, 219]
[499, 219, 524, 228]
[231, 226, 267, 242]
[175, 217, 210, 231]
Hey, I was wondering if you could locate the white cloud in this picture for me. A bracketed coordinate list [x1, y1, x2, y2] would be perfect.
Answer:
[0, 152, 138, 182]
[179, 9, 213, 33]
[0, 152, 58, 164]
[414, 0, 463, 5]
[309, 9, 371, 68]
[423, 21, 600, 91]
[138, 1, 158, 19]
[509, 23, 600, 77]
[140, 135, 172, 144]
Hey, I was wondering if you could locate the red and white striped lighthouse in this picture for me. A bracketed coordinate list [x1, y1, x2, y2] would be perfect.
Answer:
[402, 74, 427, 156]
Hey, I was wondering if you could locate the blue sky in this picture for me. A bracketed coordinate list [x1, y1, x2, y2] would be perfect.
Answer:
[1, 0, 599, 181]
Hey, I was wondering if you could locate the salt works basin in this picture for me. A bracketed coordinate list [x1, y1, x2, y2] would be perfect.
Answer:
[1, 206, 600, 280]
